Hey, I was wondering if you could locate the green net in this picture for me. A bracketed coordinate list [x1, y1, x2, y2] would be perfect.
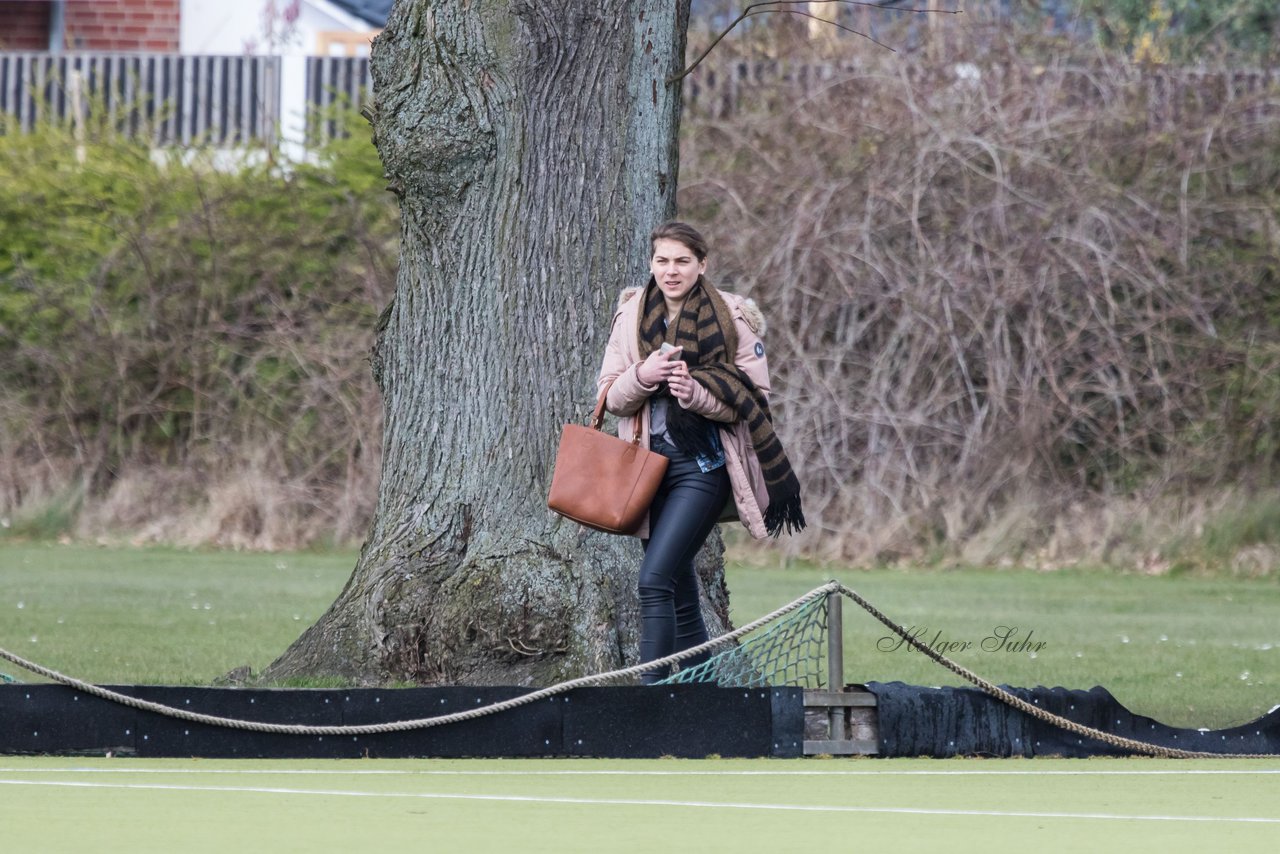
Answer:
[657, 596, 831, 689]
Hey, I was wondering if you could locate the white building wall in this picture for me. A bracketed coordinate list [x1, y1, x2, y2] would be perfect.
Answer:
[180, 0, 373, 57]
[180, 1, 377, 159]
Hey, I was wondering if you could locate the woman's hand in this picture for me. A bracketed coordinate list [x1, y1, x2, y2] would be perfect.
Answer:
[667, 361, 695, 404]
[636, 347, 684, 386]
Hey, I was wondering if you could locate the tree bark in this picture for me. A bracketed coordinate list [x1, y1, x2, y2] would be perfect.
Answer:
[265, 0, 731, 686]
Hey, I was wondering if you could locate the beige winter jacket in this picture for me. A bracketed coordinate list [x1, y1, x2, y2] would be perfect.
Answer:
[596, 286, 772, 539]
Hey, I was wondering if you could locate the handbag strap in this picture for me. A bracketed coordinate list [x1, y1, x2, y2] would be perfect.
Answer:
[592, 379, 643, 444]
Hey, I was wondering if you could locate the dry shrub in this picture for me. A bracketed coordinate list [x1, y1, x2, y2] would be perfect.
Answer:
[0, 109, 393, 549]
[684, 45, 1280, 563]
[6, 37, 1280, 566]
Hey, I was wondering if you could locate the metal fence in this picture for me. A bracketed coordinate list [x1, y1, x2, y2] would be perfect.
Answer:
[683, 58, 1280, 122]
[0, 52, 376, 147]
[0, 52, 282, 146]
[305, 54, 372, 143]
[5, 52, 1278, 145]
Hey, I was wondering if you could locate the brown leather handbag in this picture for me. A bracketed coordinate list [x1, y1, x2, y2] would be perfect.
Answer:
[547, 381, 668, 534]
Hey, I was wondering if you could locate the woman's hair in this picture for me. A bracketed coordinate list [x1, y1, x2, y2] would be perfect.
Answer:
[650, 221, 709, 262]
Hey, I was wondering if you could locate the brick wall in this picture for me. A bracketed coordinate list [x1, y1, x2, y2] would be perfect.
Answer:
[64, 0, 181, 52]
[0, 2, 52, 50]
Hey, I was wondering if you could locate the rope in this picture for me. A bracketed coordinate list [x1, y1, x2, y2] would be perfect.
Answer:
[0, 583, 833, 737]
[1, 579, 1275, 757]
[829, 582, 1277, 760]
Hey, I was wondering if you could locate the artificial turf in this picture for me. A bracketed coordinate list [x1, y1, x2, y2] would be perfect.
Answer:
[2, 757, 1279, 853]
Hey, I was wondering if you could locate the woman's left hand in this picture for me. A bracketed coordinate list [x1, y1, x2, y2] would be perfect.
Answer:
[667, 362, 695, 404]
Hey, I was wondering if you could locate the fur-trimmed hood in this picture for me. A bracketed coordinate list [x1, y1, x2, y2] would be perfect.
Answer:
[615, 285, 766, 336]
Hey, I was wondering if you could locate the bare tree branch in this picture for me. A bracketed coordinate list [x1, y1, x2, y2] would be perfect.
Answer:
[668, 1, 960, 84]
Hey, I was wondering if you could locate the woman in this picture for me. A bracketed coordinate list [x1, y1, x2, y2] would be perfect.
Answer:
[597, 221, 805, 684]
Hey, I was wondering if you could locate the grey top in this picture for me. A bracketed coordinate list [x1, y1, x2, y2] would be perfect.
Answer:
[649, 396, 674, 444]
[649, 396, 726, 473]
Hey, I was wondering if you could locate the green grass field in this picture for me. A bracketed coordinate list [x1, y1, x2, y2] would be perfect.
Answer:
[2, 542, 1277, 729]
[3, 543, 1280, 851]
[737, 562, 1280, 730]
[2, 757, 1280, 852]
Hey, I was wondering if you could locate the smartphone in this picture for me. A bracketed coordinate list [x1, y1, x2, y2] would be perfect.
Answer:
[659, 342, 679, 355]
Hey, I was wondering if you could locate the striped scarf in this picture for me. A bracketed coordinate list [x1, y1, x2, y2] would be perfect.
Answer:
[638, 276, 805, 537]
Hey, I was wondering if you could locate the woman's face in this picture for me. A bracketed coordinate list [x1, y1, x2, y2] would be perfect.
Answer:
[651, 238, 707, 304]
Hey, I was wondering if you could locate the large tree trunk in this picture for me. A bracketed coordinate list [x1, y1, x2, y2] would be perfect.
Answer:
[266, 0, 731, 686]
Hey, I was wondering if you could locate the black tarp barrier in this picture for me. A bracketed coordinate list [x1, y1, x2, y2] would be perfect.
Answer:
[0, 684, 804, 759]
[10, 680, 1273, 759]
[865, 681, 1280, 758]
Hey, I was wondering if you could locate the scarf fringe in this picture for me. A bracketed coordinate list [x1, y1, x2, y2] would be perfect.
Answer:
[665, 401, 720, 460]
[763, 491, 806, 538]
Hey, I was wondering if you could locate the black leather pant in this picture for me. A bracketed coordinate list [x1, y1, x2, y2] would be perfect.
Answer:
[638, 437, 731, 684]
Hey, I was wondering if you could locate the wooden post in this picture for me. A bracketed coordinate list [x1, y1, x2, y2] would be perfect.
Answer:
[69, 68, 86, 164]
[803, 595, 878, 754]
[827, 591, 846, 740]
[807, 1, 837, 48]
[927, 1, 945, 63]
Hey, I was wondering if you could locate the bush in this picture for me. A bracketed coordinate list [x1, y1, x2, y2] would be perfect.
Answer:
[4, 33, 1280, 566]
[1079, 0, 1280, 63]
[681, 43, 1280, 563]
[0, 105, 397, 549]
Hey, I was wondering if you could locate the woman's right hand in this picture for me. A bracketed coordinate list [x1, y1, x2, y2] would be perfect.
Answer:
[636, 347, 683, 386]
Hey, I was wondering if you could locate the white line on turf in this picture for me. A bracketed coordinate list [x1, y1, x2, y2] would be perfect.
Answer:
[1, 778, 1277, 823]
[1, 768, 1278, 777]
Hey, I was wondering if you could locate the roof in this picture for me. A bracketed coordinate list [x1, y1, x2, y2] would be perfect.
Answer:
[325, 0, 392, 28]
